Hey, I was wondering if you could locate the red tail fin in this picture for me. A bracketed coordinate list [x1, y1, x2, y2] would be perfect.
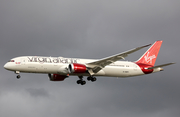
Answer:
[136, 41, 163, 66]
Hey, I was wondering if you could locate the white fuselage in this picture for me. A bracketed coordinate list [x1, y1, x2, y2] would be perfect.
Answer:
[4, 41, 174, 85]
[4, 56, 161, 78]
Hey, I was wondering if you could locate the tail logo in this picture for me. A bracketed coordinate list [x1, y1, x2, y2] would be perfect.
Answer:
[144, 52, 156, 64]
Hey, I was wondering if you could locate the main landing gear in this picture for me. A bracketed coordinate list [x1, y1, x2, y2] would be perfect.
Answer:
[77, 76, 97, 85]
[77, 76, 86, 85]
[87, 76, 97, 82]
[15, 71, 21, 79]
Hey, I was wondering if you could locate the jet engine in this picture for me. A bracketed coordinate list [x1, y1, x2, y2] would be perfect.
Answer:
[48, 74, 68, 81]
[68, 63, 87, 73]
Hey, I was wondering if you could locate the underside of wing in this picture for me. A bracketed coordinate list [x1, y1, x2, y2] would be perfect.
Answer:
[86, 44, 151, 75]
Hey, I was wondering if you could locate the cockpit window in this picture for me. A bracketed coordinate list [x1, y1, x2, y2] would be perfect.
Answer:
[8, 60, 15, 62]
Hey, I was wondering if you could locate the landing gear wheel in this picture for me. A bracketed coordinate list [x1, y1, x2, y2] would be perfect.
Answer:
[87, 76, 92, 81]
[87, 76, 97, 82]
[77, 80, 86, 85]
[77, 76, 86, 85]
[17, 75, 21, 79]
[91, 77, 97, 82]
[77, 80, 82, 84]
[81, 80, 86, 85]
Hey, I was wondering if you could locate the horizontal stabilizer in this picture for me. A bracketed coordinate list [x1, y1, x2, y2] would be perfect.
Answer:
[147, 63, 175, 69]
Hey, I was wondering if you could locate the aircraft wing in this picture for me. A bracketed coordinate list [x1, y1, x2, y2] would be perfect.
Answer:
[86, 44, 151, 75]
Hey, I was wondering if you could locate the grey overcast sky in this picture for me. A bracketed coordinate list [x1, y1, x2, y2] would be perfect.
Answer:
[0, 0, 180, 117]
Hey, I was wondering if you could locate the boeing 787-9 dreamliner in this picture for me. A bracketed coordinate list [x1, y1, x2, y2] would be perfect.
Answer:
[4, 41, 174, 85]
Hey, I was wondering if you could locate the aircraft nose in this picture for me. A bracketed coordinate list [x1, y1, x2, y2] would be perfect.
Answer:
[4, 63, 10, 70]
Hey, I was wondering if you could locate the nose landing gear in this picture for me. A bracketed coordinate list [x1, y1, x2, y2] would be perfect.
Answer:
[17, 75, 21, 79]
[15, 71, 21, 79]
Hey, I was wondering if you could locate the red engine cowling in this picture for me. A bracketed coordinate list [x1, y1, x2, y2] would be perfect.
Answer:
[48, 74, 68, 81]
[68, 63, 87, 73]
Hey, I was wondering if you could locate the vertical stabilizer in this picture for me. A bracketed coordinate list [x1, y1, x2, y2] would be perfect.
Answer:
[136, 41, 163, 66]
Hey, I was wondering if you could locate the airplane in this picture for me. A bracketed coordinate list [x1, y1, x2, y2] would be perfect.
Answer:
[4, 40, 175, 85]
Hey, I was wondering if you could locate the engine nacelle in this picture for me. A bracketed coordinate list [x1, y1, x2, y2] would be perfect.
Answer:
[68, 63, 87, 73]
[48, 74, 68, 81]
